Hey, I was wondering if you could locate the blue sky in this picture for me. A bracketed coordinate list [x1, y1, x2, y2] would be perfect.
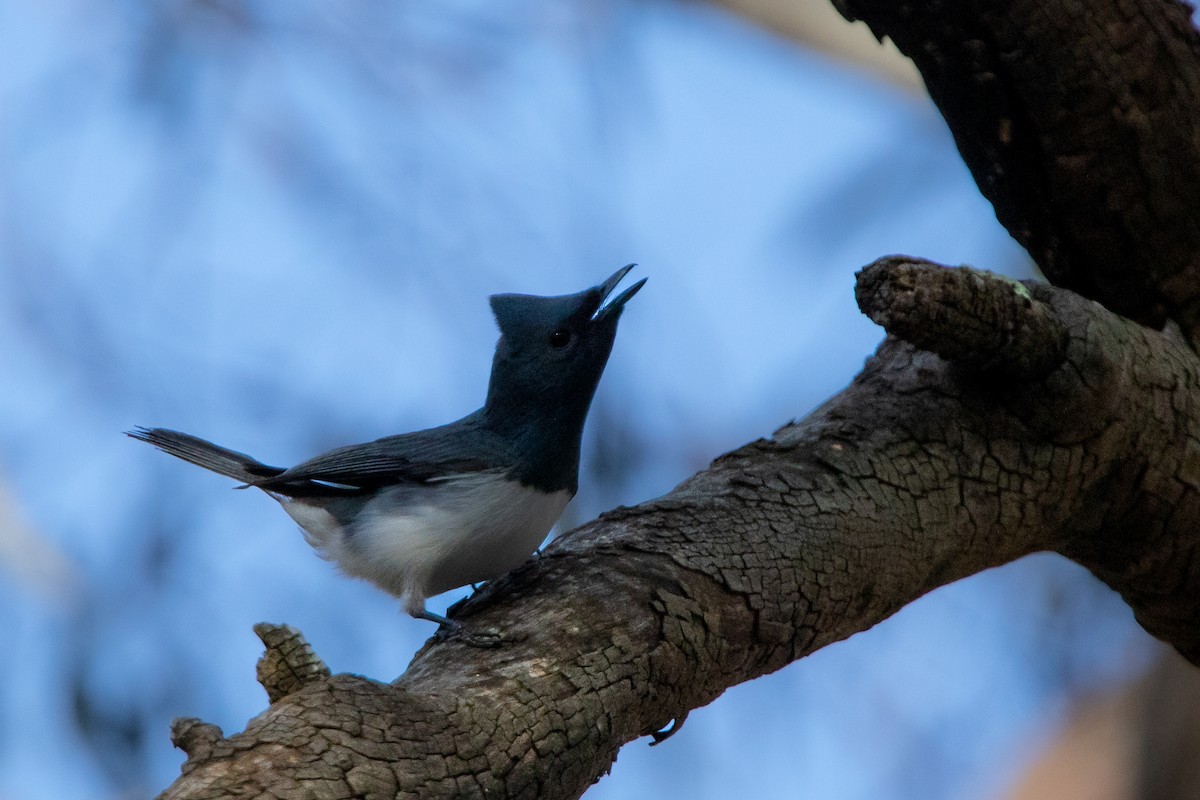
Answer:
[0, 2, 1155, 798]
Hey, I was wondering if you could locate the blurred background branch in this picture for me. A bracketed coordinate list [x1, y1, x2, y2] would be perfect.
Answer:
[700, 0, 922, 89]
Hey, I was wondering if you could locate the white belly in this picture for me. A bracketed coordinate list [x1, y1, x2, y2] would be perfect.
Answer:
[281, 473, 571, 616]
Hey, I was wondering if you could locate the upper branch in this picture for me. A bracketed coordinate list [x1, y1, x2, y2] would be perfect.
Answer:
[157, 263, 1200, 799]
[833, 0, 1200, 337]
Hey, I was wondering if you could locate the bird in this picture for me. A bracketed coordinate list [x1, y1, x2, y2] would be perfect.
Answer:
[129, 265, 645, 633]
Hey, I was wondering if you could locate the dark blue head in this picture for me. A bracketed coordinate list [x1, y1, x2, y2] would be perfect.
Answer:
[482, 265, 645, 475]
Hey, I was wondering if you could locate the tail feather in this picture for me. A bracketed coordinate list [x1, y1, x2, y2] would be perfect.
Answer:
[127, 427, 284, 484]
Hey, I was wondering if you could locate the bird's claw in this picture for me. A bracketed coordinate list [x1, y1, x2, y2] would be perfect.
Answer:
[417, 611, 504, 648]
[434, 621, 505, 649]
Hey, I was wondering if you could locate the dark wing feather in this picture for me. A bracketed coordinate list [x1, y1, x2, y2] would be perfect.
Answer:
[252, 415, 511, 490]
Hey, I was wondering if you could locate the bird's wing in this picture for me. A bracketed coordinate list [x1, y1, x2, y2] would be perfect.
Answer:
[253, 419, 509, 491]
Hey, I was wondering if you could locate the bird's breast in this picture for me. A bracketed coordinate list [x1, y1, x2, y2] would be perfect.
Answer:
[300, 472, 571, 599]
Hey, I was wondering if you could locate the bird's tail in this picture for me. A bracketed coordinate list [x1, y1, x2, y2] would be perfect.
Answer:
[127, 427, 285, 485]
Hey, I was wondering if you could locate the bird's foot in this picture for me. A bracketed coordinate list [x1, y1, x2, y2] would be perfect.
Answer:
[448, 625, 504, 649]
[417, 611, 504, 649]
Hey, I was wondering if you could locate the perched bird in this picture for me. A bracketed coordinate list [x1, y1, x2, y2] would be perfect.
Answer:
[129, 265, 644, 631]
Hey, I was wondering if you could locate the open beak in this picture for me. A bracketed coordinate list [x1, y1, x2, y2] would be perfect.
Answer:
[593, 263, 647, 321]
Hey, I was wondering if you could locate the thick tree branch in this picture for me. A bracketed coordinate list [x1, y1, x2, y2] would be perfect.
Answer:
[157, 264, 1200, 799]
[831, 0, 1200, 338]
[153, 1, 1200, 796]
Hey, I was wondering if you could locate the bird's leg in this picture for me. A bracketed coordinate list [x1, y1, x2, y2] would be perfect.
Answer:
[410, 603, 503, 649]
[415, 609, 459, 629]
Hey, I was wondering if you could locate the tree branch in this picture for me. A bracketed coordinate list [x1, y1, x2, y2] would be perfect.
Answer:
[156, 262, 1200, 799]
[856, 256, 1069, 377]
[832, 0, 1200, 339]
[153, 1, 1200, 796]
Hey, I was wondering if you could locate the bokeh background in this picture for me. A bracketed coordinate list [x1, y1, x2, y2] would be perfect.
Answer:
[2, 1, 1189, 798]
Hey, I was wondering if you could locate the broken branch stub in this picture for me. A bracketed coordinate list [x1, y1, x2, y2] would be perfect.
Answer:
[856, 256, 1069, 379]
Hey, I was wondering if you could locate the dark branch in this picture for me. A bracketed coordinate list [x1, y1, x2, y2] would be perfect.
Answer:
[833, 0, 1200, 339]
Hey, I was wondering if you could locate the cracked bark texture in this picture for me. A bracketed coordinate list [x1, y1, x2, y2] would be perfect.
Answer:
[157, 1, 1200, 798]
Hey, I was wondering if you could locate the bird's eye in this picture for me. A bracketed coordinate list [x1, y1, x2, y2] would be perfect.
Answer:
[549, 329, 573, 349]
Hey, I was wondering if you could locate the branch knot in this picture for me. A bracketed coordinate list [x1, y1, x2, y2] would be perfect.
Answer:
[170, 717, 224, 764]
[254, 622, 331, 704]
[856, 256, 1069, 379]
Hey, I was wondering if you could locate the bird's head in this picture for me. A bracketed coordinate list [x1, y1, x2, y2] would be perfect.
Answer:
[484, 264, 645, 430]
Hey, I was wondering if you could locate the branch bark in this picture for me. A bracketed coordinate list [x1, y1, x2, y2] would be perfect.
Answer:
[155, 0, 1200, 797]
[157, 261, 1200, 799]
